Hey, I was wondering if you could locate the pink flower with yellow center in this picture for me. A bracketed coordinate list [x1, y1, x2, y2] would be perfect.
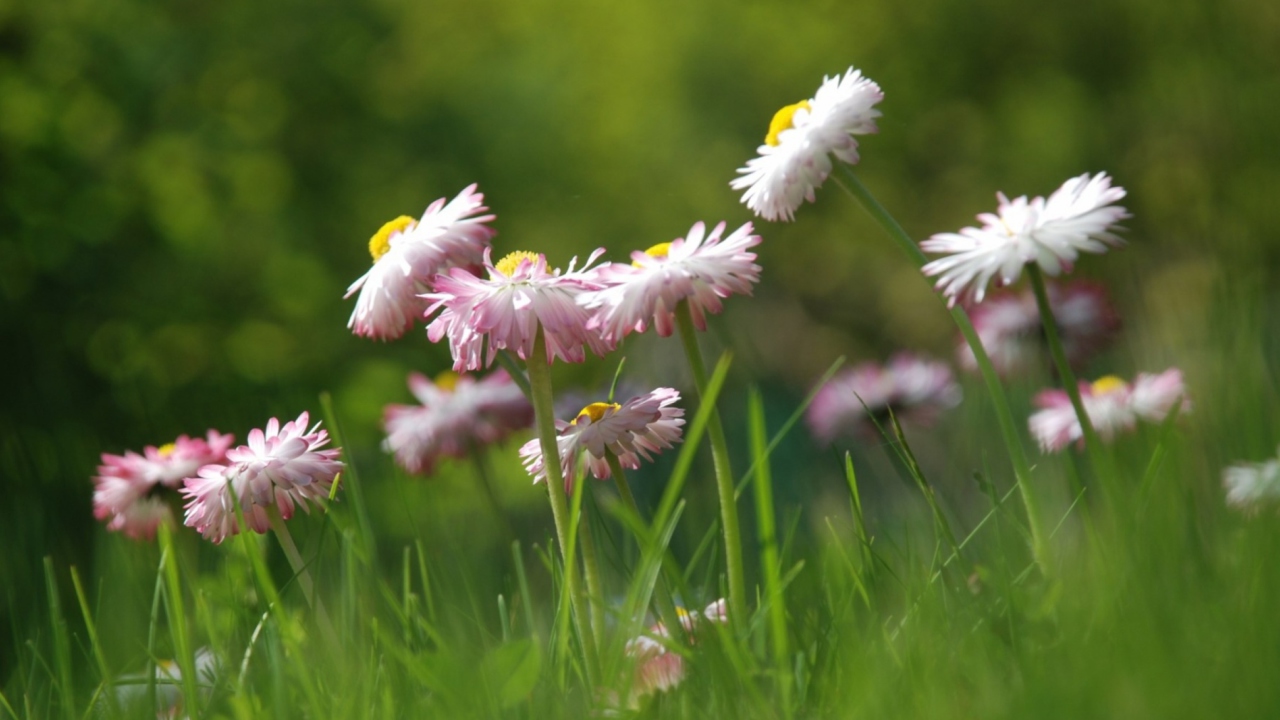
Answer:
[182, 412, 343, 543]
[621, 599, 728, 706]
[424, 248, 613, 371]
[806, 355, 961, 443]
[1028, 369, 1188, 453]
[582, 221, 762, 343]
[344, 184, 495, 340]
[731, 67, 883, 222]
[93, 431, 234, 539]
[383, 369, 533, 475]
[518, 388, 684, 488]
[921, 173, 1130, 306]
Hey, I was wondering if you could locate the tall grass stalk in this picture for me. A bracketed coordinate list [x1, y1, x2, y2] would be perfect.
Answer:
[747, 390, 792, 716]
[40, 558, 74, 720]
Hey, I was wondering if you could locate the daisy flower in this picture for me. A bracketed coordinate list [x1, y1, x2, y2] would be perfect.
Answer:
[731, 67, 884, 221]
[921, 173, 1130, 305]
[93, 430, 234, 539]
[806, 355, 961, 443]
[582, 221, 762, 343]
[182, 412, 343, 543]
[1028, 369, 1188, 453]
[959, 281, 1120, 375]
[344, 184, 496, 340]
[622, 599, 728, 705]
[518, 388, 684, 489]
[383, 369, 533, 475]
[1224, 451, 1280, 510]
[425, 249, 613, 371]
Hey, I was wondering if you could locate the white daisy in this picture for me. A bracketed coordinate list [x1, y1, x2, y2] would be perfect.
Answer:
[731, 67, 883, 222]
[921, 173, 1130, 305]
[1028, 369, 1187, 453]
[1224, 452, 1280, 510]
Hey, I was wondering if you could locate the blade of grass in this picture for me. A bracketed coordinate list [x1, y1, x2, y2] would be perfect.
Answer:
[41, 558, 74, 720]
[69, 566, 118, 720]
[320, 391, 376, 564]
[748, 389, 792, 716]
[156, 525, 200, 720]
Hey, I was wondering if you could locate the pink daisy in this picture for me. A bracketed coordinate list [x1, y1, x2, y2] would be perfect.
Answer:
[344, 184, 496, 340]
[93, 431, 234, 539]
[806, 355, 961, 443]
[622, 599, 728, 705]
[921, 173, 1130, 306]
[518, 388, 684, 489]
[582, 221, 762, 344]
[182, 412, 344, 543]
[424, 249, 613, 371]
[1028, 369, 1188, 453]
[383, 369, 533, 475]
[959, 281, 1120, 375]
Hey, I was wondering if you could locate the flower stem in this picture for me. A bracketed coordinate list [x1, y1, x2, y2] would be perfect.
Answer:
[524, 328, 600, 684]
[605, 451, 642, 520]
[674, 301, 747, 626]
[835, 165, 1051, 574]
[575, 480, 608, 642]
[265, 506, 339, 648]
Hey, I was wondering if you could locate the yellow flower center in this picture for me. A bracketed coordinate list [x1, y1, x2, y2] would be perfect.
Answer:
[765, 100, 811, 146]
[434, 371, 460, 392]
[632, 241, 672, 267]
[157, 443, 176, 457]
[574, 402, 620, 425]
[1091, 375, 1127, 395]
[495, 250, 540, 277]
[368, 216, 417, 262]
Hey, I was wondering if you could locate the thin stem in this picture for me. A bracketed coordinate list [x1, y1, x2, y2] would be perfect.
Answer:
[524, 328, 600, 684]
[605, 451, 642, 520]
[835, 165, 1051, 574]
[266, 506, 340, 648]
[576, 479, 608, 642]
[674, 301, 747, 626]
[469, 443, 517, 541]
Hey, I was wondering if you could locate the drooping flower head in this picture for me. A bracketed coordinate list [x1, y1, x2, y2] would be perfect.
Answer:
[806, 355, 961, 443]
[582, 221, 762, 344]
[518, 388, 684, 489]
[93, 431, 234, 539]
[1028, 369, 1188, 453]
[921, 173, 1130, 306]
[383, 369, 533, 475]
[622, 599, 728, 706]
[1224, 450, 1280, 511]
[732, 67, 884, 222]
[425, 248, 613, 371]
[182, 412, 343, 543]
[345, 184, 496, 340]
[960, 281, 1120, 375]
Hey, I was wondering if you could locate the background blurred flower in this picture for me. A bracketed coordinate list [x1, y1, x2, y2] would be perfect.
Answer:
[583, 221, 761, 342]
[1224, 452, 1280, 510]
[344, 184, 496, 340]
[732, 67, 883, 221]
[921, 173, 1130, 305]
[383, 369, 532, 475]
[425, 249, 613, 371]
[519, 387, 684, 487]
[959, 281, 1120, 375]
[93, 431, 234, 539]
[622, 598, 728, 705]
[182, 412, 343, 543]
[806, 355, 961, 443]
[1029, 369, 1187, 452]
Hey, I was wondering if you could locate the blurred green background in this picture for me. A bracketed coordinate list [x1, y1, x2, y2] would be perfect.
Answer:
[2, 0, 1278, 676]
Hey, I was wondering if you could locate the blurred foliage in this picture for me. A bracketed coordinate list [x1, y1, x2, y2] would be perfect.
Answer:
[2, 0, 1279, 677]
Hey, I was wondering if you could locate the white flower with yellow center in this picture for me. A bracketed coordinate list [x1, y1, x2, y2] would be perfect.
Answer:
[344, 184, 495, 340]
[921, 173, 1130, 306]
[1029, 370, 1187, 453]
[518, 388, 684, 489]
[731, 67, 883, 222]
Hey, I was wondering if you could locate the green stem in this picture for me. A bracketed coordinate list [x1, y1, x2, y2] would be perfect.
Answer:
[674, 301, 747, 626]
[576, 480, 608, 642]
[469, 443, 517, 542]
[835, 165, 1050, 574]
[524, 328, 600, 684]
[605, 451, 642, 520]
[266, 506, 340, 648]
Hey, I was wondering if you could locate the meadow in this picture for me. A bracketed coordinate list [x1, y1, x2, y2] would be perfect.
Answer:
[2, 0, 1279, 717]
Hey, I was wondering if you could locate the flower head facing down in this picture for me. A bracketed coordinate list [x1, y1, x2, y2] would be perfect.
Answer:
[960, 281, 1120, 375]
[806, 355, 961, 443]
[921, 173, 1130, 305]
[383, 369, 533, 475]
[732, 67, 884, 222]
[1028, 369, 1188, 453]
[518, 388, 684, 489]
[1224, 451, 1280, 511]
[345, 184, 496, 340]
[583, 221, 762, 343]
[182, 412, 343, 543]
[93, 431, 234, 539]
[425, 248, 613, 371]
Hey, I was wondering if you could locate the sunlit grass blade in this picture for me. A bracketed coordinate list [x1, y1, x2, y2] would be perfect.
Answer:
[69, 565, 118, 720]
[156, 525, 200, 720]
[748, 388, 792, 715]
[41, 557, 74, 720]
